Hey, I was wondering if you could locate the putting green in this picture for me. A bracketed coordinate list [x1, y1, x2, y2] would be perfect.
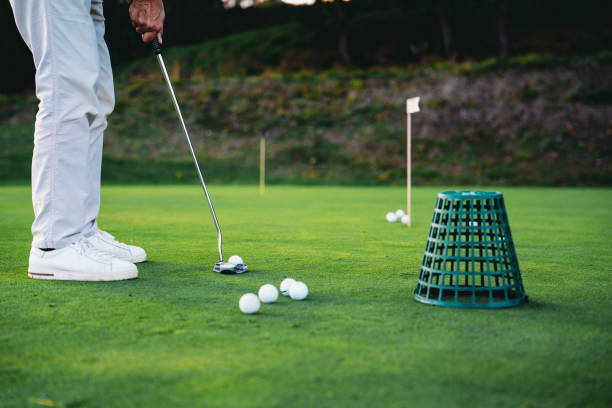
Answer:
[1, 186, 611, 407]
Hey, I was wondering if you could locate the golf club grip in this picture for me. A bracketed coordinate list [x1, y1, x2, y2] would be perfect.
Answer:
[151, 38, 162, 55]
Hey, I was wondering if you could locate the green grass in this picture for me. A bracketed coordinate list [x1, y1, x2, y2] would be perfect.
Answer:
[1, 185, 611, 407]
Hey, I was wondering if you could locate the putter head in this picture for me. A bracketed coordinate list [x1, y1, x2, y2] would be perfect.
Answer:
[214, 262, 248, 275]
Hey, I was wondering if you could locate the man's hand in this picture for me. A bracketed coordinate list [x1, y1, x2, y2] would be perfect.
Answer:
[127, 0, 165, 43]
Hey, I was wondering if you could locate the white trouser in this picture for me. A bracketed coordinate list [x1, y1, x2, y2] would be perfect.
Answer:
[9, 0, 114, 249]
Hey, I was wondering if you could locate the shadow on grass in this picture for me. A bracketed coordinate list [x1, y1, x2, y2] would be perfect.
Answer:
[523, 298, 548, 310]
[139, 260, 269, 278]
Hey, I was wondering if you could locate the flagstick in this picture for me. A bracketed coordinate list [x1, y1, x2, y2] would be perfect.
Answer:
[406, 97, 420, 227]
[407, 112, 411, 227]
[259, 135, 266, 196]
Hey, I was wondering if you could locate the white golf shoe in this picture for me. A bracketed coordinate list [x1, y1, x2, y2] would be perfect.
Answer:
[86, 230, 147, 263]
[28, 240, 138, 281]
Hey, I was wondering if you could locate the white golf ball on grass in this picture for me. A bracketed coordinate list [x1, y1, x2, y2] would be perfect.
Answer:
[258, 284, 279, 303]
[280, 278, 296, 296]
[386, 212, 398, 223]
[395, 209, 405, 217]
[239, 293, 260, 314]
[401, 215, 410, 225]
[228, 255, 244, 265]
[289, 281, 308, 300]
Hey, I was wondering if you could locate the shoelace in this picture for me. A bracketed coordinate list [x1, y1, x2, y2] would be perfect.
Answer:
[98, 230, 129, 249]
[72, 240, 114, 263]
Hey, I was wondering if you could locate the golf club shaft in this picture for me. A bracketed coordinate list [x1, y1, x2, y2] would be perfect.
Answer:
[153, 41, 224, 262]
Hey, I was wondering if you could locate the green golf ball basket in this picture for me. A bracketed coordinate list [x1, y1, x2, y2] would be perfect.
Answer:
[414, 191, 527, 308]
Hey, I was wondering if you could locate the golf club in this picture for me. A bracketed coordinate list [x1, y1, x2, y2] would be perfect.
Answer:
[151, 38, 247, 274]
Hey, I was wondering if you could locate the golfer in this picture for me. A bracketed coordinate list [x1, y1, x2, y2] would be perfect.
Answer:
[9, 0, 165, 281]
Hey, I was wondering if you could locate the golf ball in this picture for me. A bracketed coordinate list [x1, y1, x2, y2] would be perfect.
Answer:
[386, 212, 398, 223]
[258, 284, 279, 303]
[289, 281, 308, 300]
[470, 221, 479, 227]
[228, 255, 243, 265]
[239, 293, 260, 314]
[395, 209, 406, 217]
[280, 278, 296, 296]
[401, 215, 410, 225]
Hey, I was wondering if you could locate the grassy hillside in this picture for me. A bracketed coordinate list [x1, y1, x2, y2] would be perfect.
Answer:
[1, 30, 611, 185]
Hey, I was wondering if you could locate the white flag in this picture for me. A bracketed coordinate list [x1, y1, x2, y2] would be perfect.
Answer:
[406, 97, 420, 114]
